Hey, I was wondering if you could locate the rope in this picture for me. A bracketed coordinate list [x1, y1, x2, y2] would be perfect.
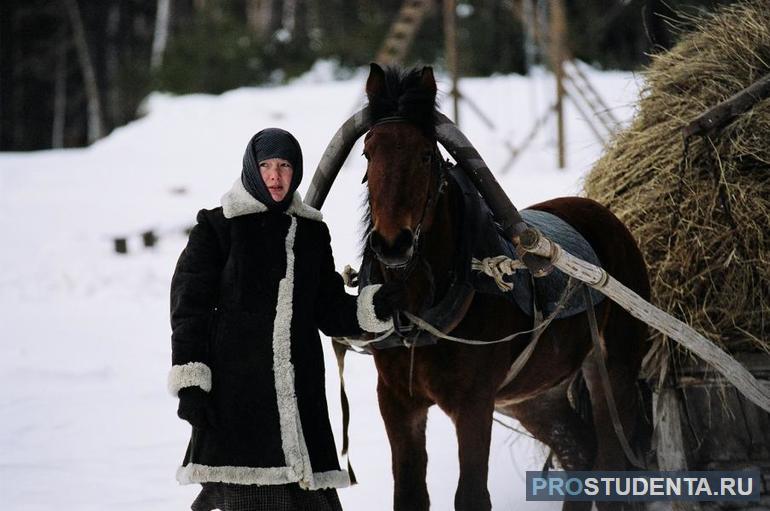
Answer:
[496, 278, 581, 391]
[471, 255, 526, 291]
[336, 275, 577, 350]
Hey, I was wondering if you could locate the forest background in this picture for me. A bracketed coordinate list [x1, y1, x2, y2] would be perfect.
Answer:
[1, 0, 737, 152]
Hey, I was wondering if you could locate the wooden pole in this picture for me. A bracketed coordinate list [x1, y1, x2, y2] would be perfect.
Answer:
[683, 72, 770, 138]
[549, 0, 566, 168]
[443, 0, 460, 125]
[518, 228, 770, 414]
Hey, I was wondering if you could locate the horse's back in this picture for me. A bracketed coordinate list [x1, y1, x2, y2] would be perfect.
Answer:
[527, 196, 650, 301]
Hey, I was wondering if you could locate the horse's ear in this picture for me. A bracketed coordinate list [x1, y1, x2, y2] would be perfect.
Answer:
[366, 62, 386, 98]
[420, 66, 437, 96]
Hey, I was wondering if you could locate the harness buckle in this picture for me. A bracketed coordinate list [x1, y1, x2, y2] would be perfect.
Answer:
[392, 310, 415, 339]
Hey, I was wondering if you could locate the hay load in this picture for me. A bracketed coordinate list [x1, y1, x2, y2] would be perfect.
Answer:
[584, 0, 770, 359]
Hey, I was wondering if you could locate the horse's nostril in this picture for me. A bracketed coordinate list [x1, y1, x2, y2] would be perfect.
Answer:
[369, 231, 384, 254]
[369, 228, 414, 266]
[393, 229, 414, 253]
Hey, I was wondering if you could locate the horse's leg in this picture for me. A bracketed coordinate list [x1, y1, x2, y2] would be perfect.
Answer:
[446, 397, 496, 511]
[506, 379, 596, 511]
[583, 303, 650, 511]
[377, 377, 432, 511]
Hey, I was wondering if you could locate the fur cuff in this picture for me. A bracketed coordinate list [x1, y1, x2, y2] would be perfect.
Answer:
[357, 284, 394, 333]
[301, 470, 351, 490]
[167, 362, 212, 396]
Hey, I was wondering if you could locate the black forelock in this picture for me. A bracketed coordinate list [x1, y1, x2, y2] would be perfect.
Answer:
[366, 66, 438, 138]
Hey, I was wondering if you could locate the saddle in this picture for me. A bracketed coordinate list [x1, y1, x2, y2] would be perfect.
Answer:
[358, 165, 605, 349]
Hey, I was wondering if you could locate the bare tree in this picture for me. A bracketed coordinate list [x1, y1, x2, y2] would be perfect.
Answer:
[282, 0, 296, 35]
[105, 1, 121, 127]
[52, 29, 68, 149]
[151, 0, 171, 70]
[247, 0, 275, 37]
[62, 0, 104, 144]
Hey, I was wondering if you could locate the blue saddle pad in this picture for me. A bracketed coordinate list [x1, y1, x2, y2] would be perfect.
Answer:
[471, 208, 605, 319]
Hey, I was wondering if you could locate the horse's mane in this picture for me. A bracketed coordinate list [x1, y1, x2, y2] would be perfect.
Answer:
[366, 67, 438, 138]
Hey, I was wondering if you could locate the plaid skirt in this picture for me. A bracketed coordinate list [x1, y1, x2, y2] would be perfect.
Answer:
[190, 482, 343, 511]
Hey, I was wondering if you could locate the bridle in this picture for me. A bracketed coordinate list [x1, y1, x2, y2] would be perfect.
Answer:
[363, 116, 449, 339]
[365, 117, 447, 273]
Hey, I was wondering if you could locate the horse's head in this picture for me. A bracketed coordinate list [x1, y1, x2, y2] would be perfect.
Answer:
[363, 64, 443, 269]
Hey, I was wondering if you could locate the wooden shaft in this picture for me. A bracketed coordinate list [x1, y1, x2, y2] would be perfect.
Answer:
[519, 229, 770, 413]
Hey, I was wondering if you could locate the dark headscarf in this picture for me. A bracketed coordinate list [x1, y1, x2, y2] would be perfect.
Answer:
[241, 128, 303, 211]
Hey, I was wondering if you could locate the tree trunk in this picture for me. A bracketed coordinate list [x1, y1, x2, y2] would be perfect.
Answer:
[0, 1, 18, 149]
[247, 0, 275, 37]
[283, 0, 297, 35]
[151, 0, 171, 70]
[52, 31, 68, 149]
[106, 1, 121, 126]
[62, 0, 104, 144]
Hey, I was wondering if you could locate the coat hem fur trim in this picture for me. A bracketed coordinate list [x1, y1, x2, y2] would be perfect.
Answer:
[272, 217, 315, 485]
[176, 463, 351, 489]
[357, 284, 394, 333]
[221, 178, 323, 221]
[167, 362, 212, 396]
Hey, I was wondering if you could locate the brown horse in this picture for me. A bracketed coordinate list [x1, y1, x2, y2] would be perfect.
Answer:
[357, 64, 650, 511]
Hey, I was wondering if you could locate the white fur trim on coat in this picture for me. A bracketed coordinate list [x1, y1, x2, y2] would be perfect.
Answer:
[167, 362, 212, 396]
[357, 284, 394, 333]
[272, 217, 311, 483]
[221, 178, 323, 221]
[176, 463, 350, 489]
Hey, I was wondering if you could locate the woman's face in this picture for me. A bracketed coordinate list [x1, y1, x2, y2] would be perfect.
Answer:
[259, 158, 294, 202]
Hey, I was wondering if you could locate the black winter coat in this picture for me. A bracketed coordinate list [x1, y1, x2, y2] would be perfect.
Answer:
[168, 179, 391, 490]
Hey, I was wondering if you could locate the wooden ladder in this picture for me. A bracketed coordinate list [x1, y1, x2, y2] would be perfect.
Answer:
[376, 0, 434, 65]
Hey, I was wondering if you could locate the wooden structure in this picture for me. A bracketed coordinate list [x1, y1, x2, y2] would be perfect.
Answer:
[375, 0, 435, 66]
[651, 76, 770, 509]
[656, 353, 770, 510]
[499, 0, 620, 172]
[375, 0, 619, 168]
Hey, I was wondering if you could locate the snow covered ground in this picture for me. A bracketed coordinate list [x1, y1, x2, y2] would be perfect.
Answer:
[0, 64, 641, 510]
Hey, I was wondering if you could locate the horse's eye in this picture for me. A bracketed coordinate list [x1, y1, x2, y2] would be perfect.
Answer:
[361, 172, 368, 184]
[362, 151, 370, 161]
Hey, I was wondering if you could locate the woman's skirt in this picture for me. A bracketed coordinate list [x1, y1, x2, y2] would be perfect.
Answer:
[191, 482, 343, 511]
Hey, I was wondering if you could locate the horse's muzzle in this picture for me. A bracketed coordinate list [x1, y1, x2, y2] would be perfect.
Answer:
[368, 228, 415, 268]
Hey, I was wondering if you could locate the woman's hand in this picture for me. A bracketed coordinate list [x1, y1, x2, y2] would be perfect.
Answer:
[372, 280, 408, 321]
[177, 387, 216, 430]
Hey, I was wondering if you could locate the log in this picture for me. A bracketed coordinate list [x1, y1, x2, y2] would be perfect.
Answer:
[683, 72, 770, 138]
[518, 228, 770, 413]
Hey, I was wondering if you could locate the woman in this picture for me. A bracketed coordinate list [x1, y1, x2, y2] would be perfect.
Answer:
[168, 128, 402, 511]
